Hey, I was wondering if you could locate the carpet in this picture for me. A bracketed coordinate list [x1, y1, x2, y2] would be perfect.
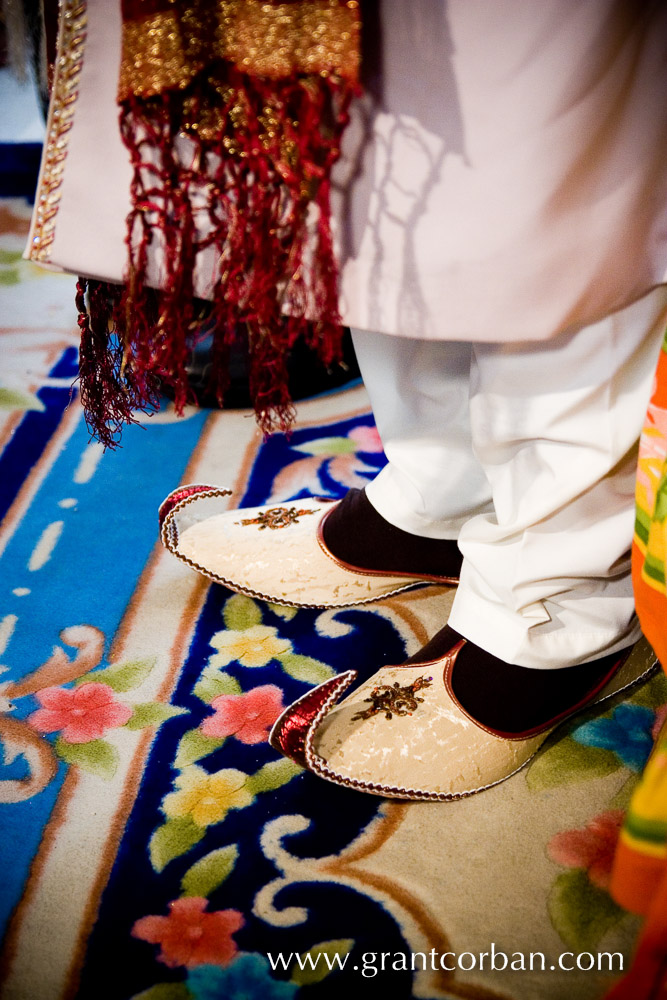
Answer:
[0, 195, 664, 1000]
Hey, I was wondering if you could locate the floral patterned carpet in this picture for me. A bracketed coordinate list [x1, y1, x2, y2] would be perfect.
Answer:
[0, 195, 665, 1000]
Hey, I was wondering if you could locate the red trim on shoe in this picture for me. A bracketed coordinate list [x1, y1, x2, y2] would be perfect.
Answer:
[270, 673, 357, 766]
[316, 505, 460, 586]
[158, 484, 229, 531]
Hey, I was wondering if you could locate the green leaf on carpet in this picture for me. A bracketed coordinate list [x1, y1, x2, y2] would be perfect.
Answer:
[0, 250, 22, 264]
[629, 671, 667, 709]
[175, 729, 226, 767]
[223, 593, 263, 631]
[181, 844, 239, 897]
[526, 737, 620, 790]
[293, 437, 357, 455]
[290, 939, 355, 985]
[247, 758, 303, 795]
[0, 387, 45, 411]
[193, 671, 242, 704]
[130, 985, 193, 1000]
[124, 702, 187, 730]
[548, 870, 626, 951]
[150, 817, 206, 872]
[54, 737, 118, 780]
[279, 653, 334, 684]
[77, 657, 157, 692]
[267, 603, 298, 620]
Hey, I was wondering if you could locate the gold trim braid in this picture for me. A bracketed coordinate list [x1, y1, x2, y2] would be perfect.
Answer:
[28, 1, 87, 263]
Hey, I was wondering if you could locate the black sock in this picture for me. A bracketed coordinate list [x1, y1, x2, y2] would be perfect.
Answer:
[322, 488, 463, 579]
[406, 625, 628, 733]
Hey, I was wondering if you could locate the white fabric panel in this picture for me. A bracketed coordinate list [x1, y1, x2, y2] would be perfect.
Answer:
[334, 0, 667, 342]
[42, 0, 131, 283]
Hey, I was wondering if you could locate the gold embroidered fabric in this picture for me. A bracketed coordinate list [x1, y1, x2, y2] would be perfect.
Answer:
[118, 0, 360, 101]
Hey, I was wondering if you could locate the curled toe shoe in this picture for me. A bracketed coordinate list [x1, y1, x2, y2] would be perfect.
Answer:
[158, 485, 459, 609]
[269, 633, 657, 800]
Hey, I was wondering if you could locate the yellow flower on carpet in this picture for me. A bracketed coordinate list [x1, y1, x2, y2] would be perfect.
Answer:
[163, 765, 253, 827]
[208, 625, 292, 668]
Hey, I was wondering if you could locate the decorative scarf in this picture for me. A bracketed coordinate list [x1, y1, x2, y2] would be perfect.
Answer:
[77, 0, 361, 447]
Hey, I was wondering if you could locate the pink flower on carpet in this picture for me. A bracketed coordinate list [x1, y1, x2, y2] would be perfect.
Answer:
[652, 704, 667, 741]
[201, 685, 285, 744]
[27, 683, 132, 743]
[348, 425, 383, 452]
[547, 810, 625, 890]
[132, 897, 243, 969]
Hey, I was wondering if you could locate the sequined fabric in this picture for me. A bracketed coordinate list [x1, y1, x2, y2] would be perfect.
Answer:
[269, 675, 351, 767]
[118, 0, 360, 99]
[157, 484, 221, 531]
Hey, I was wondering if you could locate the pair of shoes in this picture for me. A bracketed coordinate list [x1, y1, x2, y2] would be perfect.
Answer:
[158, 486, 656, 799]
[269, 625, 657, 800]
[158, 484, 459, 608]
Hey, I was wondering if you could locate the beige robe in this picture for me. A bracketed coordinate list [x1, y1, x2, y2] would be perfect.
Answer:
[333, 0, 667, 341]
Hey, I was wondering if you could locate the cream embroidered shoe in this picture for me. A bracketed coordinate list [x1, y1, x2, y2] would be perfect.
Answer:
[269, 630, 657, 800]
[158, 485, 459, 608]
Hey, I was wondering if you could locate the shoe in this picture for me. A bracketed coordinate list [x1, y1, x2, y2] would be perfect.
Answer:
[269, 628, 657, 800]
[158, 485, 459, 608]
[159, 325, 361, 410]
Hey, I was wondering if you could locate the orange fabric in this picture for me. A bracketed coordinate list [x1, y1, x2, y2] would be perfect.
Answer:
[633, 544, 667, 667]
[606, 334, 667, 1000]
[612, 837, 667, 916]
[606, 863, 667, 999]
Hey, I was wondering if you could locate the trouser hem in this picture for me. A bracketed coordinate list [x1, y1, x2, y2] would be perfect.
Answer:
[447, 587, 643, 669]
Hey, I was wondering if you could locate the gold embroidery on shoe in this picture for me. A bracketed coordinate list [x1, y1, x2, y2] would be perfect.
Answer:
[352, 676, 433, 721]
[237, 506, 319, 529]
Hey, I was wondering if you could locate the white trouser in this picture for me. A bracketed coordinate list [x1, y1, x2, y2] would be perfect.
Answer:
[351, 286, 667, 669]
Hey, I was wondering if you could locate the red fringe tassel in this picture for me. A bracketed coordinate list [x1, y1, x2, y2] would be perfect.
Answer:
[76, 64, 357, 448]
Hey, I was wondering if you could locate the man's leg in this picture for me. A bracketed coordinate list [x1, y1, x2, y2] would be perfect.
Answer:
[342, 289, 667, 732]
[349, 332, 493, 538]
[448, 286, 667, 669]
[321, 333, 491, 579]
[270, 292, 667, 791]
